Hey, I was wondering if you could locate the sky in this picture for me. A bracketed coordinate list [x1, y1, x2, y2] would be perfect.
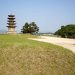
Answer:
[0, 0, 75, 33]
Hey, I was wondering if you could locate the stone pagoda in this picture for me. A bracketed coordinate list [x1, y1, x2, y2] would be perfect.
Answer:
[7, 15, 16, 34]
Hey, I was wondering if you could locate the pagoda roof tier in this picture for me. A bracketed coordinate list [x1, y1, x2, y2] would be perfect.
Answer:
[8, 17, 15, 19]
[8, 15, 15, 17]
[7, 26, 16, 28]
[7, 23, 16, 25]
[8, 20, 15, 22]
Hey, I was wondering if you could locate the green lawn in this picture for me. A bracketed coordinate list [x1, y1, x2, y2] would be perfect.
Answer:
[0, 34, 75, 75]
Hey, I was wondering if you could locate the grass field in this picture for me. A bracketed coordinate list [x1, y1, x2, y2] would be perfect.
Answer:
[0, 34, 75, 75]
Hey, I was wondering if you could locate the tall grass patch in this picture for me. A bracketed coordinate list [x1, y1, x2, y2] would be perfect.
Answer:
[0, 34, 75, 75]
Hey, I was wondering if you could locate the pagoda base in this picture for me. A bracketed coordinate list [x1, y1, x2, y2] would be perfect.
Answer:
[7, 31, 16, 34]
[7, 27, 17, 34]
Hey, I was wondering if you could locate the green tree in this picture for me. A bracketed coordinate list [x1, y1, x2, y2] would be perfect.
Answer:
[55, 24, 75, 38]
[21, 22, 39, 34]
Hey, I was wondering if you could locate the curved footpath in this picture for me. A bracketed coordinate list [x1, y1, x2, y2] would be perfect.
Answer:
[30, 36, 75, 53]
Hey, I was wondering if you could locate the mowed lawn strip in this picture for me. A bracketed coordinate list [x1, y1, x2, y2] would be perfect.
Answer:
[0, 34, 75, 75]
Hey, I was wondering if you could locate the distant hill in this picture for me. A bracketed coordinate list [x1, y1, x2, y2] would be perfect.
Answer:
[37, 32, 54, 36]
[0, 30, 7, 34]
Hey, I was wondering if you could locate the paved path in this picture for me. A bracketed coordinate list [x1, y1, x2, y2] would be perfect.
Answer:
[30, 36, 75, 53]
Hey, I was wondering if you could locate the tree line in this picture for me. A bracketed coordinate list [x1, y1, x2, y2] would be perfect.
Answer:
[55, 24, 75, 38]
[21, 22, 39, 34]
[21, 22, 75, 38]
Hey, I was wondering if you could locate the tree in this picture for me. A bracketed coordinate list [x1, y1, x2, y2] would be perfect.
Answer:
[21, 22, 39, 34]
[55, 24, 75, 38]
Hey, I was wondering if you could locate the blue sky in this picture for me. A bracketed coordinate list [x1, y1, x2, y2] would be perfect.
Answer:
[0, 0, 75, 33]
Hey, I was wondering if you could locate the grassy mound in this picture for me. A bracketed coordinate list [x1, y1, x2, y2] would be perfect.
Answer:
[0, 34, 75, 75]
